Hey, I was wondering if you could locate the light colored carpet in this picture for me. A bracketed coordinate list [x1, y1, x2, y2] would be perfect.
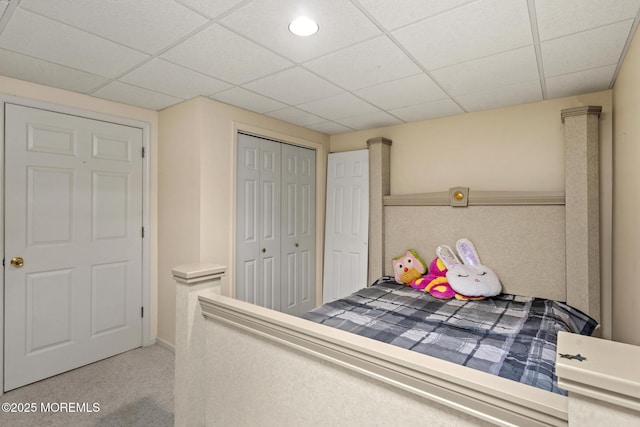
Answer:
[0, 344, 174, 427]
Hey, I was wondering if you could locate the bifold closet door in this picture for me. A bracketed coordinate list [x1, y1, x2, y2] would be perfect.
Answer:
[236, 133, 316, 315]
[281, 144, 316, 315]
[236, 134, 281, 310]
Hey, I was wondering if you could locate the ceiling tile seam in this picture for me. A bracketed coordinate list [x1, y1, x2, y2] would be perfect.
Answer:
[86, 19, 227, 96]
[207, 86, 291, 113]
[273, 105, 335, 123]
[526, 0, 547, 99]
[304, 121, 356, 134]
[16, 3, 216, 58]
[609, 13, 640, 89]
[290, 66, 410, 120]
[15, 6, 152, 56]
[0, 0, 19, 34]
[379, 32, 468, 114]
[173, 0, 253, 21]
[537, 17, 638, 44]
[350, 0, 481, 34]
[347, 0, 469, 113]
[0, 45, 109, 91]
[215, 21, 302, 66]
[95, 79, 187, 103]
[295, 97, 407, 126]
[544, 63, 625, 82]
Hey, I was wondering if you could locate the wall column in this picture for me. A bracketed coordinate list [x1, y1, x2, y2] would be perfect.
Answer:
[367, 137, 392, 284]
[562, 106, 601, 322]
[173, 263, 226, 427]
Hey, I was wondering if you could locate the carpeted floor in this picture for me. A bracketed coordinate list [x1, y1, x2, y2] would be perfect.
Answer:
[0, 344, 174, 427]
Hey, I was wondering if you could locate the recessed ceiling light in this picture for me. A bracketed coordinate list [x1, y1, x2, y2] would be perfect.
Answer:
[288, 16, 319, 37]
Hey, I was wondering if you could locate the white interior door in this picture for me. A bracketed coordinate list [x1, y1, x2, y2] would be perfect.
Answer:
[281, 144, 315, 315]
[236, 133, 281, 310]
[4, 104, 143, 391]
[323, 150, 369, 303]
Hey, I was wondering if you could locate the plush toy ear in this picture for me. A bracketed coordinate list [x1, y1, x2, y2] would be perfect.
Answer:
[456, 238, 481, 266]
[436, 245, 461, 270]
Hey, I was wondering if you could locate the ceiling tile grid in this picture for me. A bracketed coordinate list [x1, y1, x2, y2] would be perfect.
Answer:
[0, 0, 638, 134]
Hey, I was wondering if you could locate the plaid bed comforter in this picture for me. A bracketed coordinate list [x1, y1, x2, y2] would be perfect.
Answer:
[301, 276, 598, 395]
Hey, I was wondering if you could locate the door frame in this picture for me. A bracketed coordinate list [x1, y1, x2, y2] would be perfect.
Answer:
[0, 95, 152, 394]
[230, 122, 326, 308]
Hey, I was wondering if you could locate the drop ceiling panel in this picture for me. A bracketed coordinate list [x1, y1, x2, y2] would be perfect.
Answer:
[456, 80, 542, 112]
[298, 92, 381, 120]
[335, 110, 402, 130]
[0, 48, 107, 93]
[176, 0, 249, 19]
[356, 0, 476, 30]
[162, 24, 292, 84]
[212, 87, 287, 113]
[93, 81, 183, 110]
[393, 0, 533, 70]
[535, 0, 640, 41]
[120, 59, 231, 99]
[389, 98, 464, 122]
[306, 121, 353, 134]
[304, 35, 422, 90]
[265, 107, 327, 127]
[244, 67, 343, 105]
[220, 0, 382, 63]
[546, 65, 617, 98]
[354, 74, 447, 110]
[432, 46, 540, 96]
[0, 0, 638, 135]
[0, 8, 148, 78]
[542, 20, 634, 77]
[19, 0, 208, 54]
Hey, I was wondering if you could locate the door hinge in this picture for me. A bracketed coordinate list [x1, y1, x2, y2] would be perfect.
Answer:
[141, 307, 144, 318]
[141, 226, 145, 238]
[142, 146, 145, 158]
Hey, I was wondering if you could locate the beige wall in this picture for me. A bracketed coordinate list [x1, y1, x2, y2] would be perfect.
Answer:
[331, 92, 612, 194]
[330, 90, 615, 339]
[612, 27, 640, 345]
[0, 76, 159, 340]
[158, 97, 330, 346]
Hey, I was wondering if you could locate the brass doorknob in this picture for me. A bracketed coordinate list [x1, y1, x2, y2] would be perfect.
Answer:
[10, 257, 24, 268]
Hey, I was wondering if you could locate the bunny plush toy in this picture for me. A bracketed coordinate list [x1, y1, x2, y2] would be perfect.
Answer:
[436, 238, 502, 299]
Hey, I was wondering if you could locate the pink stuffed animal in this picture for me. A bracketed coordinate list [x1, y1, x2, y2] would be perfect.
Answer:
[422, 257, 456, 299]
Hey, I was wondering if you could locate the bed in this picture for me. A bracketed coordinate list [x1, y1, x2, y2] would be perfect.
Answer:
[171, 106, 639, 427]
[302, 276, 598, 396]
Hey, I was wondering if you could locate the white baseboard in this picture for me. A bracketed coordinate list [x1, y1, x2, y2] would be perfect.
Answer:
[155, 336, 175, 353]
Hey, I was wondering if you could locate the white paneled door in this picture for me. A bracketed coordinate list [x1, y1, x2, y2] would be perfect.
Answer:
[236, 134, 282, 310]
[4, 104, 143, 391]
[323, 150, 369, 303]
[280, 143, 315, 315]
[236, 133, 316, 315]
